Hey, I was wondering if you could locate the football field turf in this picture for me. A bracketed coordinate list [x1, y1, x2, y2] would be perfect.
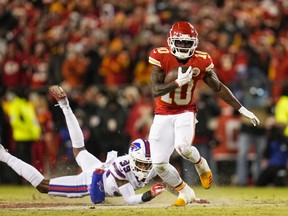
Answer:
[0, 185, 287, 216]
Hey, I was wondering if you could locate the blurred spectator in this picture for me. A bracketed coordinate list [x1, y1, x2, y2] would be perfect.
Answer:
[82, 38, 104, 86]
[255, 82, 288, 186]
[256, 125, 288, 187]
[30, 92, 59, 177]
[125, 86, 154, 142]
[99, 38, 130, 87]
[269, 42, 288, 103]
[61, 43, 90, 90]
[4, 87, 41, 184]
[131, 38, 153, 86]
[97, 91, 130, 156]
[72, 85, 104, 159]
[0, 2, 18, 38]
[275, 82, 288, 140]
[48, 42, 66, 85]
[27, 41, 49, 91]
[235, 63, 271, 186]
[0, 41, 28, 89]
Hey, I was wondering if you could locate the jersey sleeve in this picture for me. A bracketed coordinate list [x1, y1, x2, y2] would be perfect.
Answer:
[205, 53, 214, 72]
[148, 48, 162, 68]
[194, 50, 214, 72]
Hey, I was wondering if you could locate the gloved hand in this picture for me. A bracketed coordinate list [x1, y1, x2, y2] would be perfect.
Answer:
[151, 183, 165, 197]
[238, 106, 260, 126]
[175, 66, 192, 87]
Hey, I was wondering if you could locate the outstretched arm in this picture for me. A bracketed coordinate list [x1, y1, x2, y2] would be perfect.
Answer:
[203, 70, 242, 110]
[203, 70, 260, 126]
[116, 179, 165, 205]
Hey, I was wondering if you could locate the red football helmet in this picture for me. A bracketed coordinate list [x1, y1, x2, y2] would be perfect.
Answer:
[167, 21, 198, 60]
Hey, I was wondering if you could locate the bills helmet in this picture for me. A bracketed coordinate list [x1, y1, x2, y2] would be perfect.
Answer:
[129, 138, 152, 180]
[167, 21, 198, 60]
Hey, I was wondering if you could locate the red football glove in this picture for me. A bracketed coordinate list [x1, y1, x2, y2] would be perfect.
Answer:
[151, 183, 165, 197]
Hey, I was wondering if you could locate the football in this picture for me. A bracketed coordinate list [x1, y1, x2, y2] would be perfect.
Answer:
[164, 66, 190, 84]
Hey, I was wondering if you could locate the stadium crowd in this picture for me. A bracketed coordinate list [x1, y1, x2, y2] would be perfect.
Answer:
[0, 0, 287, 186]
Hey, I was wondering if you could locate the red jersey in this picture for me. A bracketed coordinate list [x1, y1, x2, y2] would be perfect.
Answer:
[148, 47, 214, 115]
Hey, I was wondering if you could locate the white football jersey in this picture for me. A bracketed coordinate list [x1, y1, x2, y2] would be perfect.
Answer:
[103, 155, 157, 196]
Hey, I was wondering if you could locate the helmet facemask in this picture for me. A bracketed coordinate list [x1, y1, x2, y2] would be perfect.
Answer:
[168, 36, 198, 60]
[129, 155, 152, 180]
[167, 21, 199, 60]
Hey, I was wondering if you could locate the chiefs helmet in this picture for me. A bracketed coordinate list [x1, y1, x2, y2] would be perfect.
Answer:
[167, 21, 198, 60]
[128, 138, 152, 180]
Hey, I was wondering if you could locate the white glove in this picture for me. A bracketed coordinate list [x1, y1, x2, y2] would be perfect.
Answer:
[175, 66, 192, 87]
[238, 106, 260, 126]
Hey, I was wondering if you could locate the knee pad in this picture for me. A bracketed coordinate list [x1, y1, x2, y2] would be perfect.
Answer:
[153, 163, 169, 176]
[176, 145, 200, 163]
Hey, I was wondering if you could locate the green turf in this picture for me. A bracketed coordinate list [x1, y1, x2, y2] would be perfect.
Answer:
[0, 185, 287, 216]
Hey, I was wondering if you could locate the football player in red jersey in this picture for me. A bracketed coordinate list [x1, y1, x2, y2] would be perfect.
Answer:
[148, 21, 260, 206]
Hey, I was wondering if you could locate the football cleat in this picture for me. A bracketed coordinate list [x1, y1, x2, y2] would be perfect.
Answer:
[48, 85, 67, 102]
[199, 171, 213, 189]
[195, 157, 213, 189]
[172, 182, 195, 207]
[172, 198, 187, 207]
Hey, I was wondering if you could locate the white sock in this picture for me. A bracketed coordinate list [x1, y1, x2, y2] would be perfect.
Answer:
[154, 163, 183, 187]
[194, 157, 210, 175]
[1, 152, 44, 187]
[61, 106, 85, 148]
[178, 183, 196, 203]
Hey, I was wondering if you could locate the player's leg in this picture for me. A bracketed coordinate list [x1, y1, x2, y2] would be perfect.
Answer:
[0, 144, 46, 191]
[47, 172, 92, 198]
[49, 85, 103, 172]
[251, 135, 266, 183]
[174, 112, 212, 189]
[149, 115, 195, 206]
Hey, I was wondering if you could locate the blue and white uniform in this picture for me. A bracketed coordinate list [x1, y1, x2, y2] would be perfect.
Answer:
[48, 152, 157, 204]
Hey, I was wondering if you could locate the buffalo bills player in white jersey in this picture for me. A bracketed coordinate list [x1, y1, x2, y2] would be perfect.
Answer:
[0, 85, 164, 205]
[148, 21, 260, 206]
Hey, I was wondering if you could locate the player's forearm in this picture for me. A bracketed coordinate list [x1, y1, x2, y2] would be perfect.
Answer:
[215, 83, 242, 110]
[151, 82, 177, 98]
[119, 183, 144, 205]
[119, 183, 160, 205]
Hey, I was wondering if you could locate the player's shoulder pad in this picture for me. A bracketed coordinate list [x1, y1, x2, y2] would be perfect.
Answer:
[194, 50, 210, 58]
[194, 50, 214, 71]
[149, 47, 170, 68]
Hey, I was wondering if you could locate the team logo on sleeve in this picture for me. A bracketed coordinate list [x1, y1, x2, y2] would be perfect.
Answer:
[192, 68, 200, 77]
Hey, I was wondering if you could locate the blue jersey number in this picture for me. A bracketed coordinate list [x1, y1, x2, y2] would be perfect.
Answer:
[119, 160, 131, 173]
